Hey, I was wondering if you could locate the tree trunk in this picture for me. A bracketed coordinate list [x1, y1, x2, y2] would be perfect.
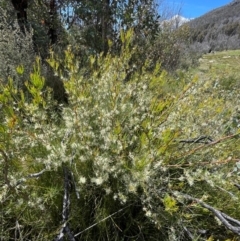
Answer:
[11, 0, 28, 32]
[101, 0, 110, 55]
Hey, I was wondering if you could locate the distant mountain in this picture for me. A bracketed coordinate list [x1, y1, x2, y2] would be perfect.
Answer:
[186, 0, 240, 52]
[160, 15, 192, 29]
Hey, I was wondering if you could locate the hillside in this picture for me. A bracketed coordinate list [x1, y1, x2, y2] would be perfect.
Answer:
[187, 0, 240, 52]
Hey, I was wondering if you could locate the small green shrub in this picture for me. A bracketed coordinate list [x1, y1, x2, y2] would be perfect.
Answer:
[219, 75, 238, 90]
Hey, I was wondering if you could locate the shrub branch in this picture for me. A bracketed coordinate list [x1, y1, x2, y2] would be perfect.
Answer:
[54, 165, 75, 241]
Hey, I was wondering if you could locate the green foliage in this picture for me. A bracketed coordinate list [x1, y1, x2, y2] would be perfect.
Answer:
[0, 6, 35, 88]
[0, 30, 180, 240]
[140, 23, 199, 72]
[1, 30, 240, 240]
[69, 0, 159, 54]
[163, 194, 179, 214]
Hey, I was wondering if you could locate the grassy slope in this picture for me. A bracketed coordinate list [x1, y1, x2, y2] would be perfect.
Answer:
[167, 50, 240, 140]
[189, 50, 240, 239]
[198, 50, 240, 75]
[191, 49, 240, 101]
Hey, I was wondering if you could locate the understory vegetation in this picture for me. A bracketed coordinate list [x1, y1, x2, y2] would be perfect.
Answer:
[1, 1, 240, 241]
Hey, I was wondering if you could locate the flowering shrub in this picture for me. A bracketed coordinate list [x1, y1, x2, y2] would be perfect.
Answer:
[0, 31, 179, 239]
[1, 31, 240, 240]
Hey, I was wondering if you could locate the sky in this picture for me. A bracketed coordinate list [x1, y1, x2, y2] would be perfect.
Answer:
[180, 0, 232, 18]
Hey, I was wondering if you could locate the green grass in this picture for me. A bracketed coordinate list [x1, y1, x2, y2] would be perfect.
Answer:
[190, 50, 240, 92]
[198, 49, 240, 74]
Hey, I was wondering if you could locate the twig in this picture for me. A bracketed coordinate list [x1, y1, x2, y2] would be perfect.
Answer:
[16, 169, 47, 186]
[74, 204, 132, 238]
[216, 185, 236, 198]
[69, 170, 80, 199]
[15, 220, 23, 241]
[182, 225, 194, 240]
[0, 149, 10, 186]
[28, 169, 46, 178]
[176, 133, 240, 160]
[234, 183, 240, 190]
[179, 135, 214, 144]
[166, 158, 239, 168]
[174, 192, 240, 236]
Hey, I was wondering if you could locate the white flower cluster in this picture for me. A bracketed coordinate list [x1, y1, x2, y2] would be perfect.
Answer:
[52, 54, 172, 204]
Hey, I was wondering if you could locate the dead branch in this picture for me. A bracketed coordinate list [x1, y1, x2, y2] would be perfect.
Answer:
[54, 165, 75, 241]
[28, 169, 46, 178]
[174, 192, 240, 236]
[176, 133, 240, 160]
[166, 158, 239, 168]
[234, 183, 240, 190]
[0, 149, 10, 186]
[16, 169, 47, 186]
[179, 135, 214, 144]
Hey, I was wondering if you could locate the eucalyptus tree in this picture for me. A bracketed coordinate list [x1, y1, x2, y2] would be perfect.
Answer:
[63, 0, 160, 54]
